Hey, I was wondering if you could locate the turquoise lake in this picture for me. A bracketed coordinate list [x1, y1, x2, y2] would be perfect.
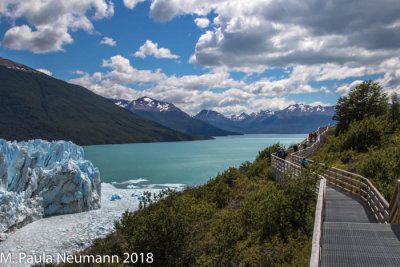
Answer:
[84, 134, 305, 189]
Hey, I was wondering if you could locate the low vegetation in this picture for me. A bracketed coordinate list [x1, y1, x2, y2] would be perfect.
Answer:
[312, 81, 400, 200]
[65, 80, 400, 266]
[78, 144, 317, 266]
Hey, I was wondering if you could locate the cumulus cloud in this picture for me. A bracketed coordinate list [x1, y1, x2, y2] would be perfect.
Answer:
[336, 80, 364, 96]
[124, 0, 400, 74]
[69, 54, 338, 115]
[0, 0, 114, 53]
[194, 17, 210, 28]
[334, 57, 400, 96]
[133, 40, 179, 59]
[36, 68, 53, 76]
[118, 0, 400, 93]
[123, 0, 147, 9]
[100, 37, 116, 46]
[102, 55, 167, 83]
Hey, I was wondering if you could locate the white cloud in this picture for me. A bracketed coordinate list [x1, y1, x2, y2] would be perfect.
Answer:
[2, 24, 73, 53]
[194, 17, 210, 28]
[123, 0, 147, 9]
[376, 58, 400, 94]
[124, 0, 400, 75]
[69, 54, 339, 115]
[0, 0, 114, 53]
[36, 68, 53, 76]
[133, 40, 179, 59]
[252, 97, 296, 111]
[102, 55, 167, 84]
[100, 37, 116, 46]
[336, 80, 364, 96]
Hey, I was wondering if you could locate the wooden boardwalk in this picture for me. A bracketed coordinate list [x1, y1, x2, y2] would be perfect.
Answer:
[321, 186, 400, 266]
[270, 125, 400, 267]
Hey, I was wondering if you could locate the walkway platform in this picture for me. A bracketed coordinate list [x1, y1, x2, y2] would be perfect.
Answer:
[321, 186, 400, 267]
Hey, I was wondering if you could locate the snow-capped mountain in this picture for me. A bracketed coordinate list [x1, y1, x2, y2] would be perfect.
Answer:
[110, 97, 240, 136]
[111, 95, 335, 134]
[195, 104, 335, 134]
[126, 97, 181, 112]
[282, 104, 333, 114]
[230, 112, 250, 122]
[0, 57, 200, 145]
[230, 110, 276, 122]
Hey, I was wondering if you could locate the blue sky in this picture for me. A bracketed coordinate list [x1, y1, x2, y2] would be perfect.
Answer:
[0, 0, 399, 115]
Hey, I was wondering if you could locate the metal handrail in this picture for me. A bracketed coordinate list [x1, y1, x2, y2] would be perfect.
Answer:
[309, 178, 326, 267]
[270, 124, 400, 266]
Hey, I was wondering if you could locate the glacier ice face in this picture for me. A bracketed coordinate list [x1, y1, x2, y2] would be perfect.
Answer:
[0, 139, 101, 233]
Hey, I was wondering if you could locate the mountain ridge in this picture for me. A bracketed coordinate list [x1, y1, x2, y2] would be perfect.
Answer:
[0, 58, 209, 145]
[194, 104, 335, 134]
[110, 97, 240, 136]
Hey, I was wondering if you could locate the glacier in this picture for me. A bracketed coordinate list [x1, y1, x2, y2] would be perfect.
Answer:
[0, 139, 101, 233]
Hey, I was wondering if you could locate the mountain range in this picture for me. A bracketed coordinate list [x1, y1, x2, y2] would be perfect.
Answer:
[111, 96, 335, 134]
[0, 57, 208, 145]
[110, 97, 239, 136]
[195, 104, 335, 133]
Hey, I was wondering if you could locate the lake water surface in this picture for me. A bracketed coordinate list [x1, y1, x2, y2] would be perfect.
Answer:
[84, 134, 305, 189]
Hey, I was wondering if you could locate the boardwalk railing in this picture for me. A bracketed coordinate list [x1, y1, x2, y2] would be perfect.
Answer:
[389, 180, 400, 224]
[291, 126, 331, 159]
[286, 125, 400, 224]
[270, 124, 400, 266]
[290, 154, 391, 223]
[270, 154, 302, 179]
[309, 178, 326, 267]
[270, 154, 326, 267]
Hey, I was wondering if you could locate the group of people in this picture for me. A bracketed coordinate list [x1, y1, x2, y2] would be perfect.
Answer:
[308, 131, 318, 142]
[275, 147, 310, 169]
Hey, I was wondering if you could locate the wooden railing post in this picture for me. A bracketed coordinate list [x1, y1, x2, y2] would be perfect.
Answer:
[334, 169, 337, 188]
[350, 174, 353, 194]
[396, 181, 400, 223]
[341, 171, 344, 189]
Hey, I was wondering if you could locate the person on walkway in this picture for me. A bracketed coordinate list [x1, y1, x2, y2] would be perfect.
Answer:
[280, 148, 287, 160]
[276, 148, 282, 158]
[293, 145, 298, 152]
[300, 157, 309, 169]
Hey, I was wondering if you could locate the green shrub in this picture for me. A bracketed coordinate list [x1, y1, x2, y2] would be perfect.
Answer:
[360, 138, 400, 200]
[83, 143, 315, 267]
[340, 116, 387, 152]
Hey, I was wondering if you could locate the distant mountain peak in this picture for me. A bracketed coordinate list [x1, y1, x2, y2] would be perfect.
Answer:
[197, 109, 227, 119]
[285, 104, 328, 113]
[0, 57, 41, 74]
[128, 96, 180, 112]
[109, 98, 238, 136]
[230, 112, 250, 121]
